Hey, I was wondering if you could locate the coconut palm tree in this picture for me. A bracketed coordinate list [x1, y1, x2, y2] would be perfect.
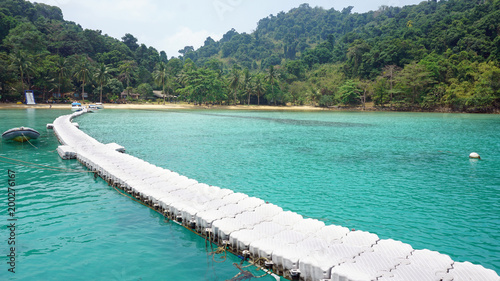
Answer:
[118, 60, 137, 98]
[253, 74, 265, 106]
[94, 63, 110, 103]
[242, 68, 252, 105]
[10, 50, 32, 93]
[153, 61, 168, 104]
[229, 67, 240, 105]
[266, 65, 279, 105]
[56, 56, 69, 97]
[74, 56, 91, 103]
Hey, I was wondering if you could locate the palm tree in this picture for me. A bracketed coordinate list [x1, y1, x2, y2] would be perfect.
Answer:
[56, 57, 69, 97]
[229, 67, 240, 105]
[176, 71, 188, 88]
[242, 68, 252, 105]
[94, 63, 110, 104]
[119, 60, 137, 97]
[253, 74, 265, 106]
[266, 65, 279, 105]
[10, 50, 32, 93]
[74, 56, 91, 103]
[153, 62, 168, 104]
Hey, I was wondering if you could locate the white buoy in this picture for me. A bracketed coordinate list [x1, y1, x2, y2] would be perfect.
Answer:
[469, 152, 481, 159]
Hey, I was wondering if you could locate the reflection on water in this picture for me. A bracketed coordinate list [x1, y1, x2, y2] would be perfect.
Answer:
[173, 110, 372, 127]
[26, 108, 36, 127]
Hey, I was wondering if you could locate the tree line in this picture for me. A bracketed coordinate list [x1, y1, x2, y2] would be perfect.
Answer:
[184, 0, 500, 112]
[0, 0, 499, 112]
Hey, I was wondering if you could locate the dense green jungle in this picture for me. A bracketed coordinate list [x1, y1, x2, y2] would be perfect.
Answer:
[0, 0, 499, 112]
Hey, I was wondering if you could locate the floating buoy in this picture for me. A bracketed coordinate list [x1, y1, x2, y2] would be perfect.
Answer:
[469, 152, 481, 159]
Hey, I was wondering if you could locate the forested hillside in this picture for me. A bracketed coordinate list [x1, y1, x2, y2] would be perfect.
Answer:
[0, 0, 167, 103]
[1, 0, 499, 112]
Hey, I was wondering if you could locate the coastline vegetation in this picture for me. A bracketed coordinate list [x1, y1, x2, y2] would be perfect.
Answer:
[0, 0, 499, 112]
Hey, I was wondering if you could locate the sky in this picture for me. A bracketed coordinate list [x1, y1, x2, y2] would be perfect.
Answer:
[29, 0, 424, 57]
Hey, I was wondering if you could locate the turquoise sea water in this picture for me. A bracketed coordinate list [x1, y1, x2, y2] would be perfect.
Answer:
[0, 109, 275, 281]
[1, 108, 499, 279]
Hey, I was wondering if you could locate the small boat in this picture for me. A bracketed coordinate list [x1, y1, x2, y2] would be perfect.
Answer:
[95, 103, 104, 109]
[2, 127, 40, 142]
[71, 102, 83, 111]
[86, 104, 98, 112]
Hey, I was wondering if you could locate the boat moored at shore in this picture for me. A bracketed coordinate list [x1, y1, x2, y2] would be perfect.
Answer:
[71, 102, 83, 111]
[88, 104, 99, 112]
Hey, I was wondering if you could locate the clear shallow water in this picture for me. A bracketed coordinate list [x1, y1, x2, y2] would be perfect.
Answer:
[1, 109, 272, 281]
[1, 109, 499, 279]
[79, 109, 500, 274]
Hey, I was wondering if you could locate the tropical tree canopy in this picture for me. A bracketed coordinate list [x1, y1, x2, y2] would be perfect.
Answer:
[0, 0, 498, 112]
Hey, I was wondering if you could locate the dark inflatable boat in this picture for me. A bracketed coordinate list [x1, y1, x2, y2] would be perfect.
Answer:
[2, 127, 40, 142]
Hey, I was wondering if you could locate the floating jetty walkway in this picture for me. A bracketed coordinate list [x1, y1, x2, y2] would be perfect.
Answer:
[50, 111, 500, 281]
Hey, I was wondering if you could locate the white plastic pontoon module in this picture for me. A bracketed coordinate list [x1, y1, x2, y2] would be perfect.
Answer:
[201, 199, 229, 211]
[196, 209, 227, 230]
[272, 237, 328, 273]
[249, 237, 285, 260]
[331, 239, 414, 281]
[223, 192, 249, 204]
[314, 224, 350, 244]
[236, 197, 265, 210]
[249, 228, 307, 260]
[443, 262, 500, 281]
[218, 203, 249, 217]
[341, 230, 380, 248]
[253, 221, 286, 236]
[253, 204, 283, 219]
[377, 249, 454, 281]
[57, 145, 77, 160]
[106, 142, 125, 153]
[229, 222, 286, 252]
[245, 208, 274, 220]
[299, 243, 371, 281]
[271, 211, 303, 228]
[212, 217, 246, 240]
[371, 239, 414, 260]
[292, 218, 325, 235]
[229, 229, 266, 252]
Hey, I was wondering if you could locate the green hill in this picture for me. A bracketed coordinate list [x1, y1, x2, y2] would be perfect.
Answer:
[0, 0, 166, 103]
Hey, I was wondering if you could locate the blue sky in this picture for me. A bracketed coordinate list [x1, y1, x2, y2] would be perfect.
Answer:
[30, 0, 423, 57]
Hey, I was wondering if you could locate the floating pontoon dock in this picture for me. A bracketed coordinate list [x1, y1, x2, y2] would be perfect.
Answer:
[51, 111, 500, 281]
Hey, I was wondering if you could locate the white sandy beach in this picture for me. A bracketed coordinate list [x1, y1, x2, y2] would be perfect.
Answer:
[0, 102, 335, 111]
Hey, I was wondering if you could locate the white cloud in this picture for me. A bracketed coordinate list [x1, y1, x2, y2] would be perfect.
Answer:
[39, 0, 72, 6]
[65, 0, 172, 25]
[160, 27, 222, 58]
